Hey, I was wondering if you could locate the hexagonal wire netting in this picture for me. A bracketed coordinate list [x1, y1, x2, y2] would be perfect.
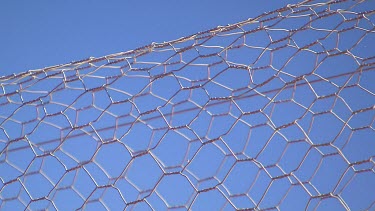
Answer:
[1, 0, 375, 210]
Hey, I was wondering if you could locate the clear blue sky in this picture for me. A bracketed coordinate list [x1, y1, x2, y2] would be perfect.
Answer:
[0, 0, 374, 210]
[0, 0, 300, 76]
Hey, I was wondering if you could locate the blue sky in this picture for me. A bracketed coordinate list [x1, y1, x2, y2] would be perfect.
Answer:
[0, 0, 300, 76]
[0, 0, 374, 210]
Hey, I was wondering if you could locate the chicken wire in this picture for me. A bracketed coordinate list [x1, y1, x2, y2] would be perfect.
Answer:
[0, 0, 375, 210]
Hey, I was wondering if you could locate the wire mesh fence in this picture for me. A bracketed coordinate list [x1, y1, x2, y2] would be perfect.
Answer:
[0, 0, 374, 210]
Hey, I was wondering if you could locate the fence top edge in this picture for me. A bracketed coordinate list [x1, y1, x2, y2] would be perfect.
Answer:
[0, 0, 347, 81]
